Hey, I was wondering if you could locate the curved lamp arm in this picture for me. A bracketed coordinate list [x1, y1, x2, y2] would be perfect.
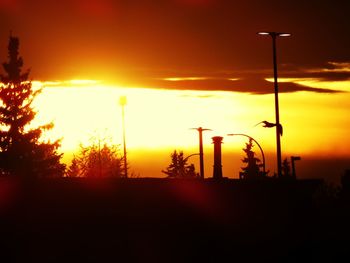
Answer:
[227, 133, 266, 175]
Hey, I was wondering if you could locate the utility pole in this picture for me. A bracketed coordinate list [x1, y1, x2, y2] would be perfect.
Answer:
[191, 127, 211, 179]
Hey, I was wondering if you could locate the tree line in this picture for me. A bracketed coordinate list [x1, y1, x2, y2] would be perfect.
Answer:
[0, 36, 125, 178]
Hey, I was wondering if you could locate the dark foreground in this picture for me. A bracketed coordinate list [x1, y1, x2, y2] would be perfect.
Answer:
[0, 178, 349, 262]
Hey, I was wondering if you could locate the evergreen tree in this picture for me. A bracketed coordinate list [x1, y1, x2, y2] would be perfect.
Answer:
[282, 158, 291, 178]
[66, 156, 80, 177]
[0, 36, 65, 177]
[240, 138, 265, 179]
[162, 150, 198, 178]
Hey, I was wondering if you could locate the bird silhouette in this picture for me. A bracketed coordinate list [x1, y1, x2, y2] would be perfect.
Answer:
[277, 124, 283, 136]
[255, 120, 276, 128]
[255, 121, 283, 136]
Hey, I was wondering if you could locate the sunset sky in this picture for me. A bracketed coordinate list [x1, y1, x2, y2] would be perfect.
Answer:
[1, 0, 350, 182]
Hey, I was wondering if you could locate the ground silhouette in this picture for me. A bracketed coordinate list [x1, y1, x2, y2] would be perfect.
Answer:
[1, 177, 349, 262]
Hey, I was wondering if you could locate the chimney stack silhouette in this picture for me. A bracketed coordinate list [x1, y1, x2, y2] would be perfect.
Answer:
[212, 136, 223, 180]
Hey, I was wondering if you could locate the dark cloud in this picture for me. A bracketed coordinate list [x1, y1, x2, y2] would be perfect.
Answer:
[124, 76, 342, 94]
[284, 71, 350, 82]
[279, 62, 350, 82]
[1, 0, 350, 92]
[276, 81, 343, 94]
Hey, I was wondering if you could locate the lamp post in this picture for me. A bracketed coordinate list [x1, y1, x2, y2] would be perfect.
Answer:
[191, 127, 211, 179]
[258, 31, 291, 178]
[119, 96, 128, 178]
[227, 133, 266, 175]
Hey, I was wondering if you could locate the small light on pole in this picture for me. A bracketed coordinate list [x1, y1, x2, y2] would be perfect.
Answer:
[257, 32, 291, 37]
[257, 31, 291, 178]
[257, 32, 270, 36]
[119, 96, 128, 178]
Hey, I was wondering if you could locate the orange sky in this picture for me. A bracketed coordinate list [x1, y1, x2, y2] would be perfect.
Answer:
[28, 80, 350, 183]
[1, 0, 349, 82]
[1, 0, 350, 182]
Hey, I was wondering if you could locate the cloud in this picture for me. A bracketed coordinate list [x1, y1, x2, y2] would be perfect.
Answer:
[325, 62, 350, 71]
[280, 61, 350, 81]
[32, 80, 100, 89]
[134, 76, 343, 94]
[35, 63, 347, 94]
[305, 62, 350, 81]
[110, 61, 349, 94]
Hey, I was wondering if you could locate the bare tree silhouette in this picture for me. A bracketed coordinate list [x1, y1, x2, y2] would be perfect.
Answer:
[67, 135, 123, 178]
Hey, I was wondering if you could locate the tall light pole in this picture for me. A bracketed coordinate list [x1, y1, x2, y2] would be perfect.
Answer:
[258, 31, 291, 178]
[119, 96, 128, 178]
[227, 133, 266, 175]
[191, 127, 211, 179]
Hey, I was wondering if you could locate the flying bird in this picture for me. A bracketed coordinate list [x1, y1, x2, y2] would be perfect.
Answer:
[255, 121, 283, 136]
[255, 120, 276, 128]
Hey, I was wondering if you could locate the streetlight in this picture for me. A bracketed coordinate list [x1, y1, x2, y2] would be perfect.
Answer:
[227, 133, 266, 175]
[257, 31, 291, 178]
[119, 96, 128, 178]
[191, 127, 211, 179]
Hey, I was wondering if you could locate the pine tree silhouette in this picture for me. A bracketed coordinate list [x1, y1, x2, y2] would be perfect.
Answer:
[240, 138, 265, 179]
[282, 158, 291, 178]
[66, 156, 80, 177]
[162, 150, 198, 178]
[0, 36, 65, 177]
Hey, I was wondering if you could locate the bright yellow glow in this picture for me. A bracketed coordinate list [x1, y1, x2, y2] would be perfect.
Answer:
[29, 79, 350, 177]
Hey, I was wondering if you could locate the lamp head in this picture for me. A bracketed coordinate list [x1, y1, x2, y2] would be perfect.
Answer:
[257, 32, 271, 36]
[119, 96, 127, 106]
[291, 156, 301, 161]
[278, 33, 291, 37]
[257, 31, 291, 37]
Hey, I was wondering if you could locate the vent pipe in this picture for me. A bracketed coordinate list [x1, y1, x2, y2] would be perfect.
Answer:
[212, 136, 223, 180]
